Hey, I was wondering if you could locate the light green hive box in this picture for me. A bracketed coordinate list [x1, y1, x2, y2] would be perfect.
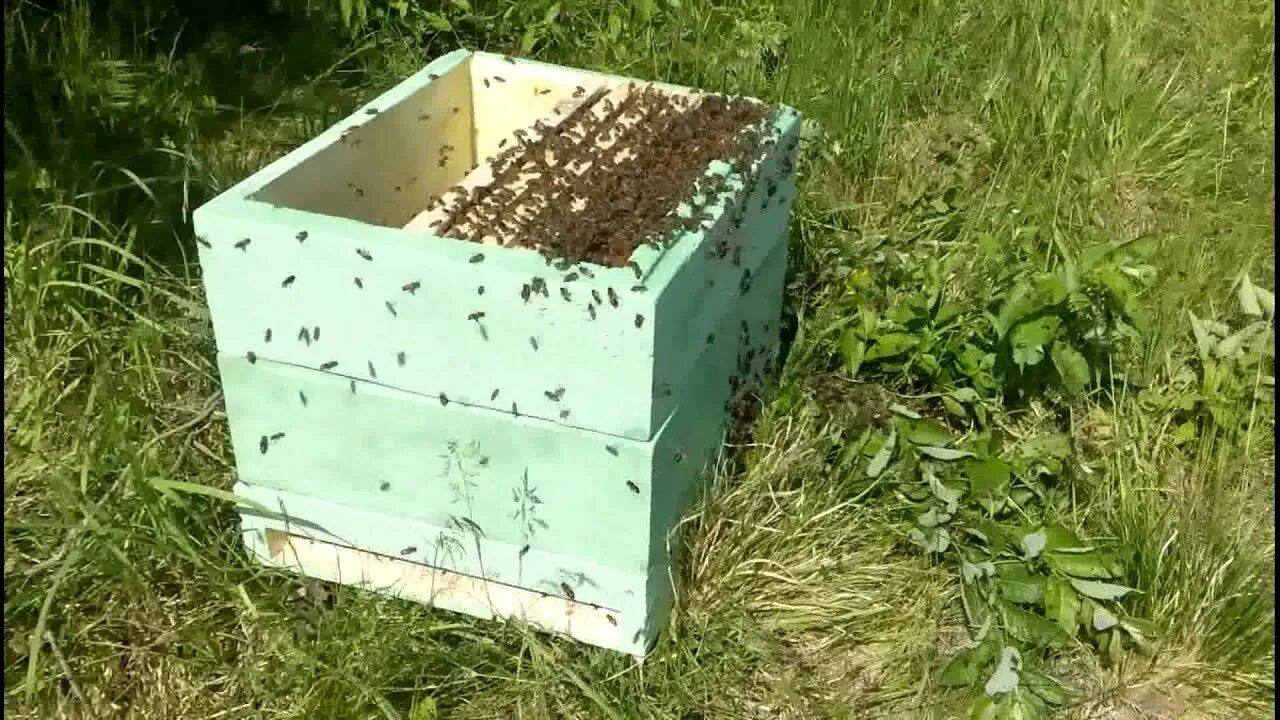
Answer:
[193, 49, 800, 656]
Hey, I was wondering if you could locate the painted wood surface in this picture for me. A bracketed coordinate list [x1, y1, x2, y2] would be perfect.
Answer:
[194, 49, 801, 441]
[224, 237, 786, 572]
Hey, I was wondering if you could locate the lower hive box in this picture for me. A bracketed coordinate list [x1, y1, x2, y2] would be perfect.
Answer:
[233, 239, 789, 656]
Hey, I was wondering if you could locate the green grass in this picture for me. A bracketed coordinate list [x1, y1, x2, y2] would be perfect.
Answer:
[4, 0, 1273, 717]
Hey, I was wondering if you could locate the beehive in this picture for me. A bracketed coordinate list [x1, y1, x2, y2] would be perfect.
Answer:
[195, 49, 800, 656]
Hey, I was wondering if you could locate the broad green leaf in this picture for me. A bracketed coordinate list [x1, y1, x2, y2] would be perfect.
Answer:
[909, 526, 951, 553]
[995, 275, 1068, 337]
[927, 470, 965, 511]
[1049, 342, 1091, 394]
[838, 328, 866, 376]
[864, 333, 919, 362]
[917, 507, 952, 528]
[1214, 325, 1255, 358]
[1002, 603, 1070, 648]
[1092, 605, 1118, 631]
[996, 565, 1046, 605]
[1011, 343, 1044, 368]
[940, 652, 979, 687]
[1187, 311, 1215, 362]
[1044, 551, 1117, 579]
[889, 403, 922, 419]
[1238, 274, 1263, 317]
[919, 446, 976, 461]
[1012, 316, 1061, 351]
[1044, 576, 1080, 635]
[940, 634, 1000, 687]
[1256, 286, 1275, 318]
[1020, 529, 1048, 559]
[966, 458, 1011, 495]
[983, 647, 1021, 696]
[1017, 434, 1073, 462]
[865, 427, 897, 478]
[901, 418, 954, 446]
[962, 560, 997, 583]
[1108, 627, 1125, 665]
[1042, 523, 1087, 552]
[1069, 578, 1139, 601]
[969, 696, 1000, 720]
[1021, 670, 1068, 705]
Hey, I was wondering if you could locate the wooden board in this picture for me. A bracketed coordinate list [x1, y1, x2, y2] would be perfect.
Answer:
[254, 528, 633, 655]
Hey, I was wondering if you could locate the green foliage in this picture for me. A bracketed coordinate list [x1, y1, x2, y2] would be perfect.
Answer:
[1138, 275, 1274, 443]
[830, 234, 1159, 411]
[858, 415, 1154, 715]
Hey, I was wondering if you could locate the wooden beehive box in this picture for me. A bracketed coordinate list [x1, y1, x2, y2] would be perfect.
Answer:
[194, 49, 800, 656]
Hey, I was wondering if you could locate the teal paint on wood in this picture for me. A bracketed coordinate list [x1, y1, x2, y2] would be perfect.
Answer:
[193, 49, 801, 441]
[223, 237, 787, 578]
[197, 49, 802, 654]
[232, 239, 787, 654]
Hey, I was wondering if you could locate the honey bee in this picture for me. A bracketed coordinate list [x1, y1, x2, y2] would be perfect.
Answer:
[490, 389, 500, 401]
[572, 86, 585, 98]
[605, 445, 618, 456]
[587, 304, 596, 320]
[630, 285, 647, 293]
[379, 481, 390, 491]
[559, 287, 572, 302]
[529, 337, 539, 351]
[634, 314, 645, 328]
[428, 73, 440, 79]
[196, 235, 211, 249]
[258, 436, 269, 454]
[559, 410, 570, 419]
[385, 301, 398, 317]
[544, 387, 565, 402]
[469, 253, 485, 263]
[400, 546, 417, 556]
[493, 75, 506, 83]
[367, 361, 377, 379]
[591, 289, 602, 304]
[234, 238, 251, 251]
[246, 351, 257, 364]
[356, 248, 373, 261]
[296, 231, 308, 242]
[320, 361, 338, 371]
[298, 390, 308, 406]
[365, 107, 379, 115]
[354, 277, 364, 289]
[439, 393, 449, 406]
[483, 78, 490, 88]
[264, 329, 272, 343]
[298, 327, 311, 345]
[468, 311, 485, 321]
[520, 284, 532, 302]
[627, 261, 641, 279]
[270, 432, 285, 441]
[606, 614, 618, 626]
[563, 272, 579, 282]
[519, 544, 530, 557]
[560, 583, 575, 600]
[402, 281, 421, 294]
[626, 480, 640, 494]
[607, 288, 619, 307]
[281, 275, 296, 288]
[397, 351, 406, 366]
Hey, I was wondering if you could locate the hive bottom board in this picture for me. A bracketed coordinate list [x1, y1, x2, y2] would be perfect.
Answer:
[232, 240, 788, 656]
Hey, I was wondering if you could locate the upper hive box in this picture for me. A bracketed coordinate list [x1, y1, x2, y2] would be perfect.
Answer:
[193, 49, 800, 441]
